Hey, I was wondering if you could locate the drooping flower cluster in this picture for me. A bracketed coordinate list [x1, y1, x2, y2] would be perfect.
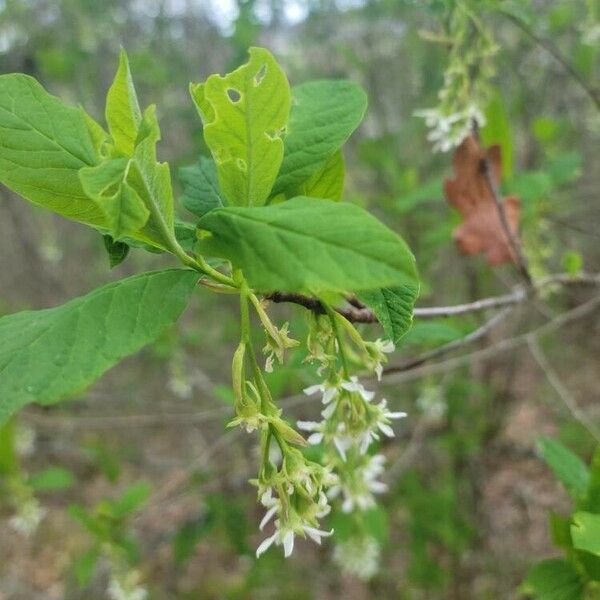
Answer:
[333, 535, 381, 580]
[229, 288, 405, 566]
[298, 373, 405, 513]
[415, 1, 497, 152]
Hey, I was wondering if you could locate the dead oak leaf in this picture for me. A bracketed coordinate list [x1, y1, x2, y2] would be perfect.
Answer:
[444, 135, 521, 266]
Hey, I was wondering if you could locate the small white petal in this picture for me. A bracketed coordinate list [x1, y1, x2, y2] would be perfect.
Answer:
[303, 384, 324, 396]
[322, 387, 338, 405]
[387, 411, 407, 420]
[342, 497, 354, 513]
[260, 505, 278, 530]
[321, 401, 337, 419]
[297, 420, 320, 431]
[369, 481, 388, 494]
[333, 437, 348, 461]
[283, 531, 295, 557]
[256, 533, 277, 558]
[378, 422, 395, 438]
[307, 432, 324, 445]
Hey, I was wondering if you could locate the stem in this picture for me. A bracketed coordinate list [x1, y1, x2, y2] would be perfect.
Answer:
[325, 305, 350, 379]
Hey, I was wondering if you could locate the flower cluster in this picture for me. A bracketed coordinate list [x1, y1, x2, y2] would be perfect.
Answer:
[332, 535, 381, 580]
[415, 103, 485, 153]
[299, 374, 405, 513]
[254, 448, 337, 558]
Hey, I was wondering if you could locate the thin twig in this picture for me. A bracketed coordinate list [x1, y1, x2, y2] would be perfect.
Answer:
[500, 10, 600, 111]
[385, 306, 515, 374]
[480, 154, 533, 285]
[266, 272, 600, 322]
[382, 294, 600, 385]
[526, 336, 600, 442]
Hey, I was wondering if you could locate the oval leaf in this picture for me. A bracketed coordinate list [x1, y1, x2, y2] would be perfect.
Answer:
[0, 269, 198, 425]
[197, 196, 418, 294]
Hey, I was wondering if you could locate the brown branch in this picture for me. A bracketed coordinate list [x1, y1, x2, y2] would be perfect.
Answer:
[480, 154, 533, 286]
[266, 273, 600, 322]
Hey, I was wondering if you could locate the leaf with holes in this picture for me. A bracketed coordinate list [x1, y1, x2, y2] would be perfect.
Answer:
[179, 155, 227, 218]
[0, 74, 106, 227]
[106, 49, 142, 156]
[190, 47, 290, 207]
[271, 80, 367, 198]
[197, 196, 418, 294]
[79, 157, 150, 240]
[0, 269, 198, 426]
[357, 284, 420, 344]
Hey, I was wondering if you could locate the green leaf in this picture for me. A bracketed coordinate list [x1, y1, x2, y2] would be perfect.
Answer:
[537, 437, 589, 498]
[79, 158, 150, 239]
[112, 482, 151, 517]
[197, 196, 418, 294]
[179, 156, 226, 218]
[0, 74, 105, 227]
[106, 49, 142, 156]
[521, 559, 584, 600]
[481, 91, 513, 179]
[297, 150, 345, 201]
[190, 47, 291, 207]
[271, 80, 367, 197]
[550, 512, 573, 549]
[572, 512, 600, 557]
[103, 235, 130, 268]
[0, 269, 198, 425]
[72, 545, 100, 587]
[28, 467, 75, 491]
[357, 285, 419, 344]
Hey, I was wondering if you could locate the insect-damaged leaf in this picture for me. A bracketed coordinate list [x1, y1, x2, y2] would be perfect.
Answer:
[445, 135, 521, 266]
[190, 47, 291, 207]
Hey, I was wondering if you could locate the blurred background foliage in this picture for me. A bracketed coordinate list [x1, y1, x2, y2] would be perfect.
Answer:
[0, 0, 599, 598]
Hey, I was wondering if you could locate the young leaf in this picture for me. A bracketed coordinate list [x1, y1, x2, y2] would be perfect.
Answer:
[179, 156, 226, 218]
[0, 74, 105, 227]
[520, 559, 584, 600]
[537, 437, 589, 498]
[271, 80, 367, 197]
[0, 269, 198, 426]
[79, 158, 150, 239]
[103, 235, 130, 268]
[190, 47, 291, 207]
[297, 150, 345, 201]
[197, 196, 418, 294]
[106, 49, 142, 156]
[357, 285, 420, 344]
[571, 512, 600, 557]
[28, 467, 75, 492]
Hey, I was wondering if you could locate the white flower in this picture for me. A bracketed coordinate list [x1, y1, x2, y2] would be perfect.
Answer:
[340, 376, 375, 402]
[256, 519, 333, 558]
[415, 104, 485, 152]
[328, 454, 388, 513]
[333, 536, 381, 580]
[368, 339, 395, 380]
[9, 498, 46, 536]
[373, 398, 407, 439]
[303, 380, 339, 405]
[297, 420, 325, 445]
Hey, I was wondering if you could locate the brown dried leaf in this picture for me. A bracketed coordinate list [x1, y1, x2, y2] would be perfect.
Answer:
[444, 135, 521, 266]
